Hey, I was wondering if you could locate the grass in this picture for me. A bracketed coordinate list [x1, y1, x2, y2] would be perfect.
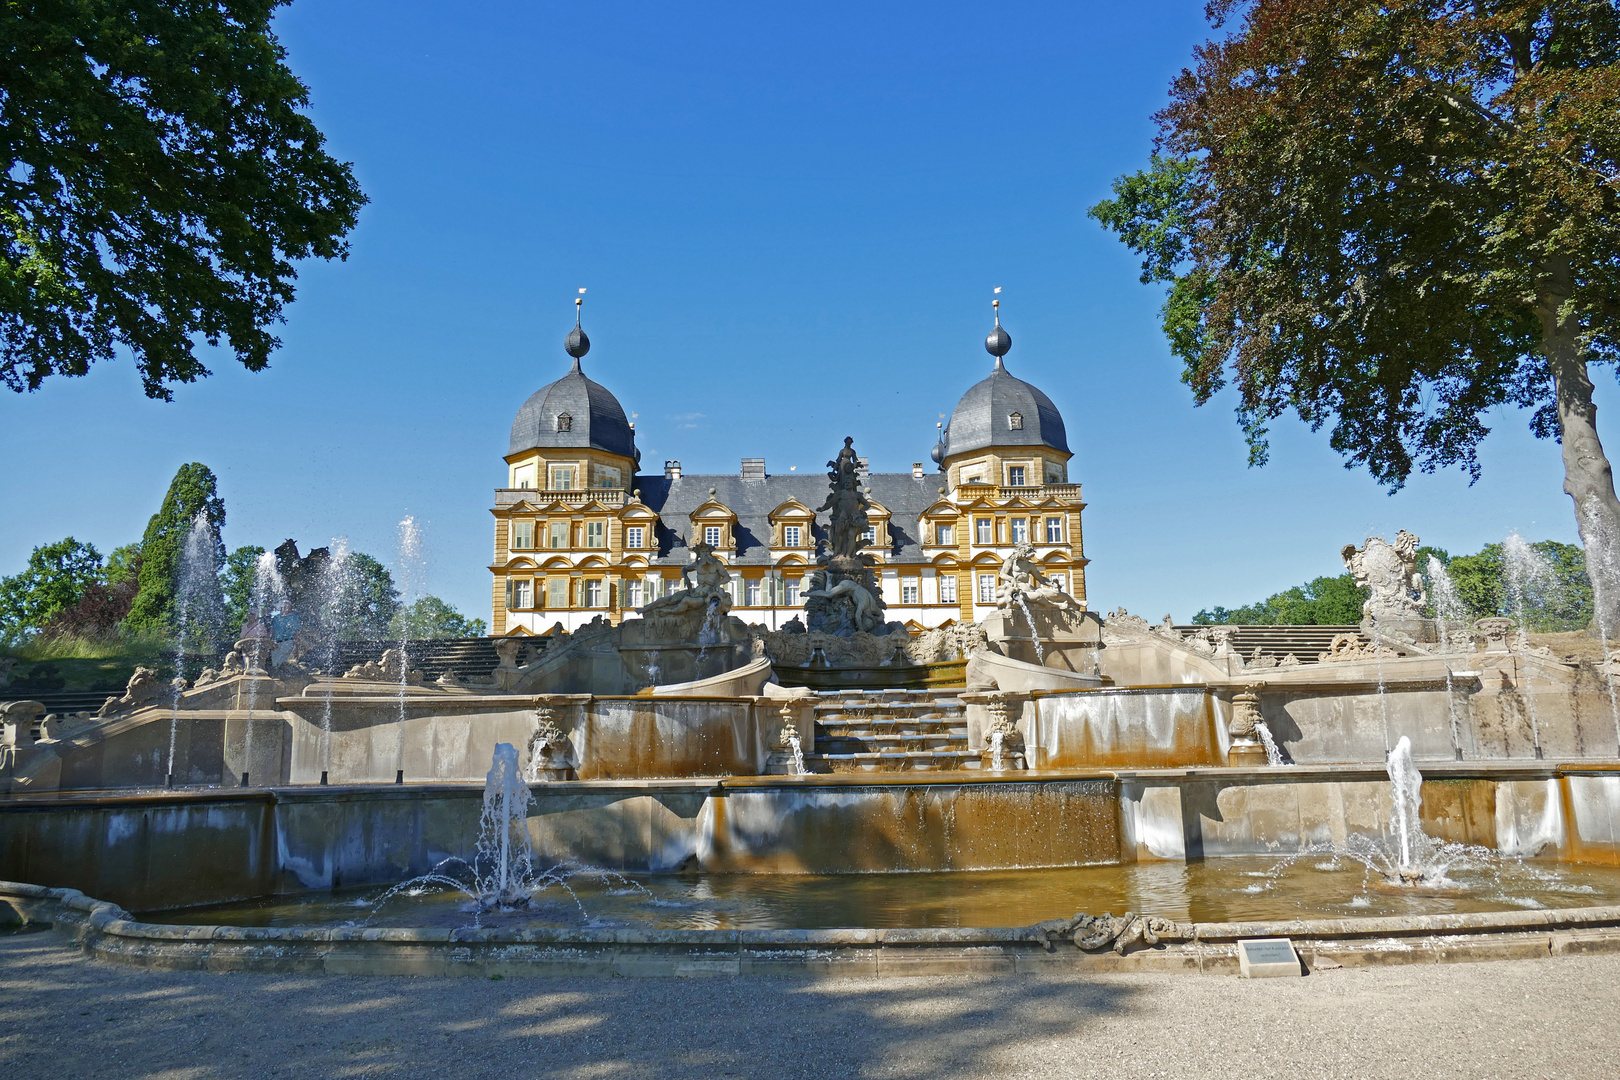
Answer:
[2, 632, 174, 693]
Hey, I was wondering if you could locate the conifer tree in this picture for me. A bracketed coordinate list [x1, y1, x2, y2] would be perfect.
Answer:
[124, 463, 227, 638]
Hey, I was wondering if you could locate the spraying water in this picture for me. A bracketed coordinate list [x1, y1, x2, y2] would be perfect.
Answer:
[166, 513, 225, 785]
[1503, 534, 1552, 758]
[1386, 736, 1423, 874]
[478, 743, 535, 907]
[988, 729, 1006, 772]
[238, 549, 287, 783]
[1580, 497, 1620, 756]
[393, 516, 426, 779]
[365, 744, 651, 921]
[786, 732, 806, 775]
[314, 539, 358, 778]
[1426, 556, 1467, 759]
[1369, 608, 1393, 752]
[1014, 594, 1045, 664]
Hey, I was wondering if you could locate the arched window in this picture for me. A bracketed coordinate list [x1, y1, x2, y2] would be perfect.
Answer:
[1008, 411, 1023, 430]
[556, 412, 572, 433]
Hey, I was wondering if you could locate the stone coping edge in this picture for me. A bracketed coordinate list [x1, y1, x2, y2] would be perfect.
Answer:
[6, 880, 1620, 977]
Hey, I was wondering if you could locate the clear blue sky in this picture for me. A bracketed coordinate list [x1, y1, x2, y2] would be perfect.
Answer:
[1, 1, 1607, 622]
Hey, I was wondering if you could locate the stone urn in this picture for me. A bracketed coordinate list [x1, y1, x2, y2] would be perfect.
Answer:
[1226, 687, 1269, 767]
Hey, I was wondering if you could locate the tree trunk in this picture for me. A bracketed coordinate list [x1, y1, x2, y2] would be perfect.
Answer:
[1539, 265, 1620, 639]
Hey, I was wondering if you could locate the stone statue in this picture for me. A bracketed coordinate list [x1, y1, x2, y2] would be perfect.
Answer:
[1342, 530, 1427, 626]
[995, 541, 1082, 619]
[493, 637, 524, 670]
[815, 437, 873, 561]
[802, 437, 894, 639]
[639, 541, 733, 619]
[96, 666, 167, 718]
[804, 572, 882, 634]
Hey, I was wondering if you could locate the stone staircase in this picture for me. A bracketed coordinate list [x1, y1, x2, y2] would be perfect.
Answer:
[809, 689, 979, 772]
[323, 637, 548, 682]
[1172, 624, 1365, 664]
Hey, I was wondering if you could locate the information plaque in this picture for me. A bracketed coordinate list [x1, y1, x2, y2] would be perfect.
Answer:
[1237, 937, 1301, 978]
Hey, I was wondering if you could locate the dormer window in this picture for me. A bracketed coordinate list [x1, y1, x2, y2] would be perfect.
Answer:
[1008, 412, 1023, 430]
[556, 412, 572, 433]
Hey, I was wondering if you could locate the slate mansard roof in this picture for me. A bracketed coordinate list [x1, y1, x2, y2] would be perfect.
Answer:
[938, 357, 1070, 461]
[633, 472, 950, 568]
[509, 358, 639, 461]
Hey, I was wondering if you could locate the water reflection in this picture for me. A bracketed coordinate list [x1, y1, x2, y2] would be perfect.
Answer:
[142, 856, 1620, 932]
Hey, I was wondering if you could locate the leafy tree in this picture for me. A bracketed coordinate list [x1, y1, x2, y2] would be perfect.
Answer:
[1194, 572, 1367, 624]
[220, 545, 267, 634]
[1433, 540, 1593, 630]
[388, 596, 488, 641]
[1, 0, 367, 399]
[325, 553, 400, 641]
[1201, 537, 1595, 631]
[42, 548, 143, 640]
[103, 543, 142, 587]
[0, 537, 103, 644]
[124, 463, 226, 637]
[1090, 1, 1620, 632]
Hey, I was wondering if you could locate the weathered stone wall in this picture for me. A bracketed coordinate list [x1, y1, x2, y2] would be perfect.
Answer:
[5, 767, 1617, 915]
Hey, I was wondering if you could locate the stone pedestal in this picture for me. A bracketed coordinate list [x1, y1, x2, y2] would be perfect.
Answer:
[979, 608, 1104, 673]
[1226, 741, 1269, 768]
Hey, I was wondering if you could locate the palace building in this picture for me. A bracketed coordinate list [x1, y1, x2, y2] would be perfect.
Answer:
[489, 309, 1088, 635]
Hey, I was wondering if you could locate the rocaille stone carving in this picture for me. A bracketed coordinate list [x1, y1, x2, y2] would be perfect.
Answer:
[1342, 530, 1427, 625]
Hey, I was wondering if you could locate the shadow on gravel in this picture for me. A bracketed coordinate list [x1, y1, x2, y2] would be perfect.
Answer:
[0, 931, 1140, 1080]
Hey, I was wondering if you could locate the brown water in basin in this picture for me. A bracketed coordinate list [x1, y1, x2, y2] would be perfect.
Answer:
[140, 856, 1620, 932]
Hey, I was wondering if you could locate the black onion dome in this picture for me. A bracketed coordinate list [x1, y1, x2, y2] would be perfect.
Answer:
[565, 324, 590, 358]
[509, 357, 637, 459]
[939, 357, 1069, 459]
[985, 323, 1011, 357]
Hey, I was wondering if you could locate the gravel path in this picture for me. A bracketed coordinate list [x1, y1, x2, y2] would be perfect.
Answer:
[2, 927, 1614, 1079]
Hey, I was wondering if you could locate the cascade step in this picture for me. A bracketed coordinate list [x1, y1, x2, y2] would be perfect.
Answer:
[807, 687, 976, 770]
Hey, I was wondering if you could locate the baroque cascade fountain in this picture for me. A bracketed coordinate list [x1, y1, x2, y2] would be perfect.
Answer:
[8, 338, 1620, 975]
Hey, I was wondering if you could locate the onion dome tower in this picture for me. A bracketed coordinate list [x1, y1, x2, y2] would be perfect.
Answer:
[934, 295, 1069, 469]
[508, 294, 639, 462]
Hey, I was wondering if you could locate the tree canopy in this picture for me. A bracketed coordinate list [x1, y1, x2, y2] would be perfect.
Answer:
[221, 545, 265, 634]
[1196, 536, 1593, 630]
[1194, 571, 1367, 625]
[388, 596, 487, 641]
[1091, 0, 1620, 629]
[325, 553, 399, 641]
[1435, 539, 1593, 630]
[1, 0, 366, 399]
[0, 537, 103, 645]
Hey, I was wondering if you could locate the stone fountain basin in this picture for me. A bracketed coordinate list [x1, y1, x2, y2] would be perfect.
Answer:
[7, 880, 1620, 978]
[7, 760, 1620, 974]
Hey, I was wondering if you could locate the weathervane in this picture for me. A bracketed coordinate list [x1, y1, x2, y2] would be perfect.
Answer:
[564, 287, 590, 361]
[985, 286, 1011, 362]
